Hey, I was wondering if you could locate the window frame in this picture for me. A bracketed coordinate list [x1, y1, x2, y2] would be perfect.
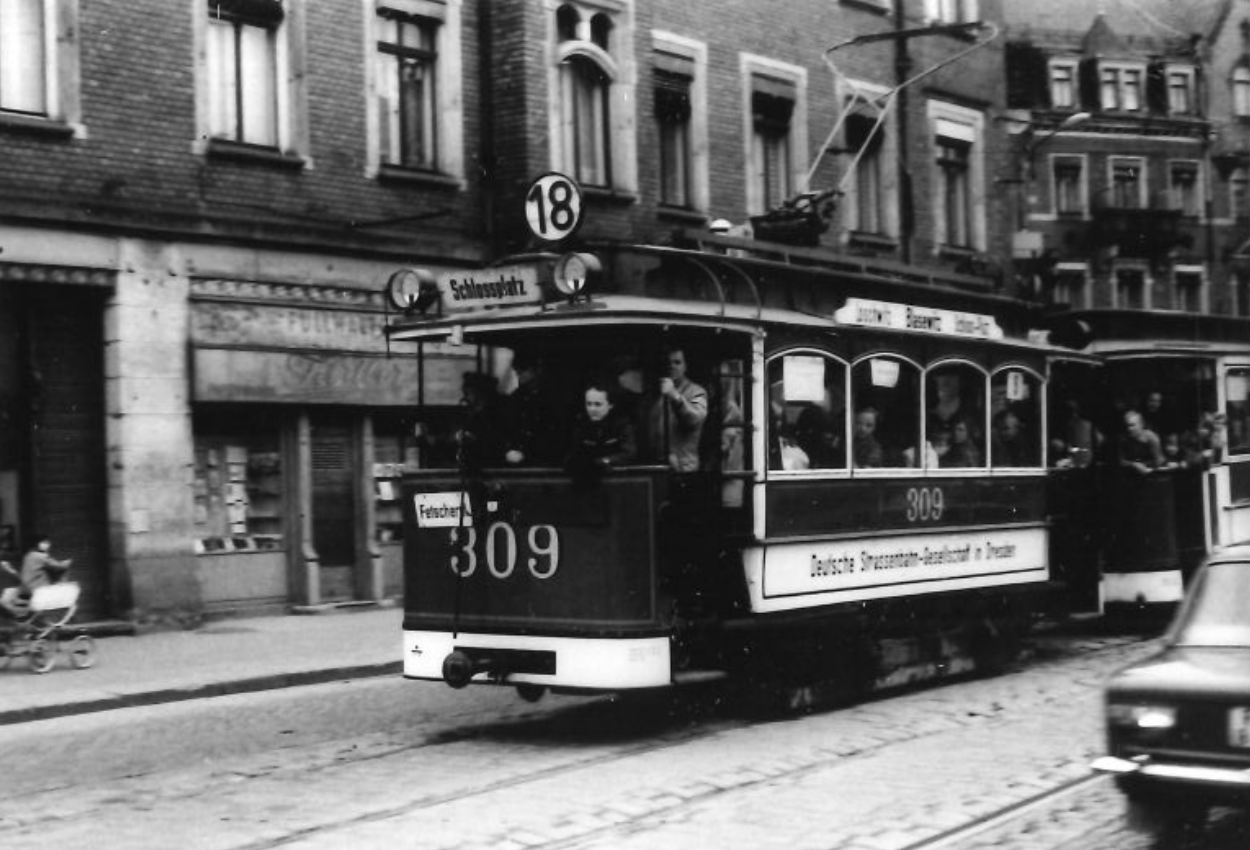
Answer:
[988, 365, 1046, 471]
[1050, 154, 1087, 217]
[1232, 66, 1250, 118]
[740, 54, 807, 217]
[1168, 159, 1202, 218]
[924, 0, 979, 24]
[766, 349, 851, 477]
[365, 0, 463, 183]
[652, 31, 708, 215]
[1165, 64, 1195, 116]
[839, 79, 898, 240]
[1172, 265, 1206, 313]
[1113, 264, 1151, 310]
[1099, 62, 1146, 112]
[1048, 59, 1078, 110]
[848, 352, 923, 476]
[927, 101, 986, 254]
[0, 0, 81, 135]
[195, 0, 308, 161]
[1051, 263, 1091, 309]
[924, 359, 989, 473]
[1108, 156, 1146, 209]
[548, 0, 638, 196]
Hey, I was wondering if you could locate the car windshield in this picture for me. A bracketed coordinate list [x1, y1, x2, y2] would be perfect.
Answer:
[1173, 562, 1250, 647]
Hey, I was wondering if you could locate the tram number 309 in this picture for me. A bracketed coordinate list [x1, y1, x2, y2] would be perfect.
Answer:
[448, 523, 561, 579]
[905, 487, 945, 522]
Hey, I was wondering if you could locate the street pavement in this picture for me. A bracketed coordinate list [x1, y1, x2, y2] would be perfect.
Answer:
[0, 605, 403, 725]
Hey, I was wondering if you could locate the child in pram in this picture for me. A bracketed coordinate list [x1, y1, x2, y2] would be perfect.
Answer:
[1, 534, 72, 618]
[0, 535, 93, 673]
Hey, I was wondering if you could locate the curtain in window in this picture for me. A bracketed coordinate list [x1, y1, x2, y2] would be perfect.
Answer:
[0, 0, 46, 115]
[378, 14, 437, 168]
[207, 1, 280, 146]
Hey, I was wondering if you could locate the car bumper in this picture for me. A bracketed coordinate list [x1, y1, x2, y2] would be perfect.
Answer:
[1092, 755, 1250, 792]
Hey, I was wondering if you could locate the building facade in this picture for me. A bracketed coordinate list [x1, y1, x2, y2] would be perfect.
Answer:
[1003, 0, 1250, 317]
[1, 0, 1022, 623]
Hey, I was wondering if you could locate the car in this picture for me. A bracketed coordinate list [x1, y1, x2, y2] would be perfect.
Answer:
[1092, 544, 1250, 831]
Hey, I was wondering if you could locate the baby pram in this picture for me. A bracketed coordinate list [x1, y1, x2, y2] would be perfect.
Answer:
[0, 582, 97, 674]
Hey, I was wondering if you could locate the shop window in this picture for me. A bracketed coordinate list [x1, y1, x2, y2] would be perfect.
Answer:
[193, 410, 285, 554]
[926, 363, 986, 469]
[373, 413, 423, 543]
[990, 370, 1042, 468]
[850, 355, 920, 470]
[767, 353, 847, 472]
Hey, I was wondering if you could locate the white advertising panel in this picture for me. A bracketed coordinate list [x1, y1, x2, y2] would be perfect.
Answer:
[414, 492, 472, 528]
[744, 527, 1047, 613]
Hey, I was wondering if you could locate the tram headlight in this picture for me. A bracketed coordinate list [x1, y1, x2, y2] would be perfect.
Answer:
[386, 267, 440, 315]
[553, 252, 600, 299]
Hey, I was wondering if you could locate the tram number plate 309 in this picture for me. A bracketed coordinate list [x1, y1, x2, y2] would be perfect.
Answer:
[1229, 706, 1250, 748]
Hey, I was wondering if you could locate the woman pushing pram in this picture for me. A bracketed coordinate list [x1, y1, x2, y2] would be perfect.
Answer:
[0, 534, 95, 673]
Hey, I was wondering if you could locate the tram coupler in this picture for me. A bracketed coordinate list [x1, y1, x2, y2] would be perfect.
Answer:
[442, 649, 496, 688]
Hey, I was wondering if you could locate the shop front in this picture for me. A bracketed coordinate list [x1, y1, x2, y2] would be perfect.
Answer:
[189, 277, 470, 615]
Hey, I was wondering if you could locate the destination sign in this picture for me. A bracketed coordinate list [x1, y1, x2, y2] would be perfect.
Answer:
[834, 298, 1003, 340]
[437, 265, 542, 312]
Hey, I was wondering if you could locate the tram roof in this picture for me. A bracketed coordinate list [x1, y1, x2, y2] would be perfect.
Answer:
[1059, 309, 1250, 357]
[384, 237, 1077, 355]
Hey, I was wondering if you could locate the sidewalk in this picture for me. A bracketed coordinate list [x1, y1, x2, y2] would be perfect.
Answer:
[0, 605, 404, 726]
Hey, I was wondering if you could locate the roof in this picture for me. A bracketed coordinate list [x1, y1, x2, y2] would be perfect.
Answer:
[1003, 0, 1230, 52]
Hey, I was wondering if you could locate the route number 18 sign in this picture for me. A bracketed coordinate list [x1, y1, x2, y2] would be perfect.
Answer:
[524, 172, 584, 243]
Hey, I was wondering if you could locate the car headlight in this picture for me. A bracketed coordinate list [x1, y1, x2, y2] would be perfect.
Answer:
[1108, 703, 1177, 729]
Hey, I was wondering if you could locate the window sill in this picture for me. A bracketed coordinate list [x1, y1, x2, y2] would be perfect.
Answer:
[0, 111, 76, 139]
[207, 139, 307, 170]
[582, 185, 638, 206]
[657, 205, 708, 226]
[377, 164, 463, 190]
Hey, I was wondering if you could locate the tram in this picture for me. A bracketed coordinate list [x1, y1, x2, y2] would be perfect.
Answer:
[1045, 310, 1250, 612]
[384, 232, 1084, 697]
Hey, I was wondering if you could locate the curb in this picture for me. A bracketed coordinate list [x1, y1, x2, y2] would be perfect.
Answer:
[0, 661, 402, 727]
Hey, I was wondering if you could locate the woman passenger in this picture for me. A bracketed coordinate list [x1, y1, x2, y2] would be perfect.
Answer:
[565, 380, 638, 474]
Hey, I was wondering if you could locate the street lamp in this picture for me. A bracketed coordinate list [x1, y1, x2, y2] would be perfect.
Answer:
[1022, 112, 1090, 180]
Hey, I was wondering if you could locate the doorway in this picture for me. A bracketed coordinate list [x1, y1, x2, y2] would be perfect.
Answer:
[310, 416, 356, 602]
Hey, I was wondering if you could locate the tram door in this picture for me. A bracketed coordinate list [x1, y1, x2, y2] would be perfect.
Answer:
[310, 417, 357, 602]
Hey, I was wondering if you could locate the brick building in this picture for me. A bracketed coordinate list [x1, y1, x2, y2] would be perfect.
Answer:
[1, 0, 1019, 624]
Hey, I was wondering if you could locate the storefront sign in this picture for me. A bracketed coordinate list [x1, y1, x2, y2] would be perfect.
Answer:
[744, 527, 1046, 613]
[192, 348, 468, 407]
[834, 298, 1003, 340]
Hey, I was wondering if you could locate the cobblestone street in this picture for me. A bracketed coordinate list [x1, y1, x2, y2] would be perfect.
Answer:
[4, 631, 1243, 849]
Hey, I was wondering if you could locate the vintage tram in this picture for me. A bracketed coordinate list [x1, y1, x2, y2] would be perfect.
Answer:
[384, 232, 1085, 697]
[1045, 310, 1250, 613]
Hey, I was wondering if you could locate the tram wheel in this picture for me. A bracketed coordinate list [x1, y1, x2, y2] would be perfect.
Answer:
[515, 683, 546, 703]
[69, 635, 97, 669]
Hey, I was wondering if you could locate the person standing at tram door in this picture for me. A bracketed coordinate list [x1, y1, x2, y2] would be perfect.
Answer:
[565, 381, 637, 475]
[852, 407, 884, 468]
[502, 353, 556, 467]
[1117, 409, 1164, 475]
[455, 372, 504, 470]
[648, 347, 708, 472]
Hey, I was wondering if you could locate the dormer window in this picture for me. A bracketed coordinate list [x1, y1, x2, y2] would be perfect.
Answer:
[1049, 60, 1077, 109]
[1100, 63, 1144, 112]
[1166, 65, 1195, 116]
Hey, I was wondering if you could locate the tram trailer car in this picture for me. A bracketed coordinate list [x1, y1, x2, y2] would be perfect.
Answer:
[386, 237, 1085, 698]
[1047, 311, 1250, 616]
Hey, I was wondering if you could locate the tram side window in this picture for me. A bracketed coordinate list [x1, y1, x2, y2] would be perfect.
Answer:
[990, 370, 1043, 468]
[767, 353, 847, 471]
[851, 356, 919, 469]
[1227, 369, 1250, 456]
[927, 363, 986, 468]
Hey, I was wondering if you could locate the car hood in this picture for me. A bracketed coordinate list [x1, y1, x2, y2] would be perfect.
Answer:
[1108, 646, 1250, 700]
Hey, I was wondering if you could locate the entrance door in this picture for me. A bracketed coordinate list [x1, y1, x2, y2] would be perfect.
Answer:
[310, 418, 356, 602]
